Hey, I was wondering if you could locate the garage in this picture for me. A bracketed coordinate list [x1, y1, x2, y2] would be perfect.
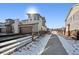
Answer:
[19, 24, 32, 34]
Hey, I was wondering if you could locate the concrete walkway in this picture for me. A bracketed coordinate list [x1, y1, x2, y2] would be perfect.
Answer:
[42, 34, 68, 55]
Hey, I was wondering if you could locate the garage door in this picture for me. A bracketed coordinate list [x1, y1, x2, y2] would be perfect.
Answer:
[20, 27, 32, 34]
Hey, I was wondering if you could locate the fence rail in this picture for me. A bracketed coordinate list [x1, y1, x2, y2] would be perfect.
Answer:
[0, 36, 33, 55]
[0, 35, 39, 55]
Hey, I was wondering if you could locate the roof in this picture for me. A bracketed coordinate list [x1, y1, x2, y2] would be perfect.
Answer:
[65, 4, 79, 22]
[27, 13, 40, 15]
[19, 23, 38, 26]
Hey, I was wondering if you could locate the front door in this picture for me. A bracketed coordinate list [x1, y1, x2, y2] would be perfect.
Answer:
[68, 24, 70, 36]
[0, 28, 1, 32]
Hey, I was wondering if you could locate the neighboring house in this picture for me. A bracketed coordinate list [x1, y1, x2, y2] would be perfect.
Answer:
[12, 19, 20, 34]
[1, 13, 47, 34]
[52, 27, 65, 35]
[0, 22, 6, 33]
[21, 20, 27, 24]
[5, 19, 20, 34]
[26, 13, 47, 33]
[65, 4, 79, 39]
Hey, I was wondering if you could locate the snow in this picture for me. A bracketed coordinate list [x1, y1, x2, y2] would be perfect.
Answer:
[0, 37, 32, 55]
[12, 34, 52, 55]
[0, 36, 32, 46]
[57, 35, 79, 55]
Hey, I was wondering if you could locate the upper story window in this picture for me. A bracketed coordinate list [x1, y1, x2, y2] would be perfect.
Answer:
[30, 19, 32, 21]
[28, 15, 31, 18]
[34, 15, 39, 20]
[73, 14, 77, 22]
[73, 14, 76, 21]
[73, 10, 79, 21]
[37, 16, 39, 20]
[34, 16, 37, 20]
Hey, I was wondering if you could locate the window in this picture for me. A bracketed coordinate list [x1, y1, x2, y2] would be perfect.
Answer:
[37, 16, 39, 20]
[41, 27, 42, 30]
[28, 15, 31, 18]
[73, 11, 79, 21]
[34, 15, 37, 20]
[30, 19, 32, 21]
[34, 15, 39, 20]
[73, 14, 77, 21]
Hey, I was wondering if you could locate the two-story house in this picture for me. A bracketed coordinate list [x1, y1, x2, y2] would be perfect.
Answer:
[5, 19, 20, 34]
[18, 13, 47, 34]
[26, 13, 47, 33]
[65, 4, 79, 39]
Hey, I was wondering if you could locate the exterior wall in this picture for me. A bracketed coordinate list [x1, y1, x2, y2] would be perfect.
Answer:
[6, 25, 13, 33]
[26, 14, 47, 32]
[66, 4, 79, 31]
[32, 23, 39, 32]
[1, 28, 6, 33]
[38, 17, 42, 31]
[39, 16, 47, 31]
[5, 19, 20, 34]
[26, 14, 40, 24]
[5, 19, 14, 33]
[0, 23, 6, 33]
[65, 4, 79, 39]
[65, 11, 79, 36]
[0, 28, 6, 33]
[12, 19, 19, 34]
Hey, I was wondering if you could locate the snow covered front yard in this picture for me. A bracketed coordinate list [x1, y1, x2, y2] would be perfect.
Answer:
[57, 35, 79, 55]
[12, 34, 52, 55]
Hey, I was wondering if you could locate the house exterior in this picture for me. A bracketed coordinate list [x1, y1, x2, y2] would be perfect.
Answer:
[26, 13, 47, 33]
[65, 4, 79, 39]
[12, 19, 19, 34]
[52, 27, 65, 35]
[19, 24, 33, 34]
[5, 19, 20, 34]
[1, 13, 47, 34]
[0, 22, 6, 33]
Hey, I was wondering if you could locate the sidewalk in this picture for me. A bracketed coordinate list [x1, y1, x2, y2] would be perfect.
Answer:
[12, 34, 52, 55]
[42, 34, 68, 55]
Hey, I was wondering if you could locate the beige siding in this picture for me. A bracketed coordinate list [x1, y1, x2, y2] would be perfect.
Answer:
[32, 24, 38, 32]
[66, 5, 79, 31]
[65, 4, 79, 38]
[26, 14, 47, 32]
